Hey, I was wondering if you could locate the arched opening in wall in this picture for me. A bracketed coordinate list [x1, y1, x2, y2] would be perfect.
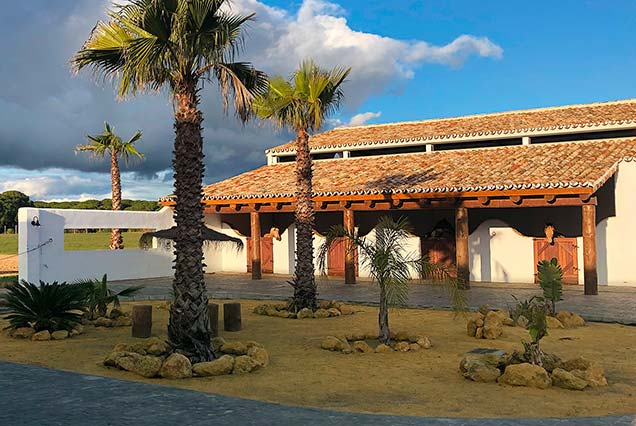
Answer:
[63, 228, 154, 251]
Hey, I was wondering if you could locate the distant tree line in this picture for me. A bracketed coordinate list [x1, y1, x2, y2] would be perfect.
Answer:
[0, 191, 160, 233]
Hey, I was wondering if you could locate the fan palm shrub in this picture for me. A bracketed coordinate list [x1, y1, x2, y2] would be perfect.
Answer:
[2, 281, 88, 332]
[75, 274, 144, 319]
[76, 122, 143, 250]
[318, 216, 466, 344]
[254, 60, 350, 312]
[72, 0, 267, 362]
[537, 257, 563, 315]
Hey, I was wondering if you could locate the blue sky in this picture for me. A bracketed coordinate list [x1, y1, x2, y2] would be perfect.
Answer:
[0, 0, 634, 201]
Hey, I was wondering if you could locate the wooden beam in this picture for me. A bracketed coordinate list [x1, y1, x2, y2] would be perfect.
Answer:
[250, 211, 262, 280]
[455, 207, 470, 289]
[545, 194, 556, 204]
[343, 209, 356, 285]
[582, 204, 598, 295]
[478, 196, 489, 206]
[510, 195, 522, 205]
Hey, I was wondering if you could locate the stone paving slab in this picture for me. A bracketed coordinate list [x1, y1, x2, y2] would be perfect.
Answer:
[109, 273, 636, 325]
[0, 361, 633, 426]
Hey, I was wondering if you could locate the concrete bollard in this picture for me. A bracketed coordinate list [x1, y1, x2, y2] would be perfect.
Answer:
[208, 302, 219, 338]
[223, 303, 242, 332]
[132, 305, 152, 338]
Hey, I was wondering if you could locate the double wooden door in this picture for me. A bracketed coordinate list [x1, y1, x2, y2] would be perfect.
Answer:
[246, 237, 274, 274]
[421, 238, 457, 277]
[327, 237, 358, 277]
[533, 237, 578, 284]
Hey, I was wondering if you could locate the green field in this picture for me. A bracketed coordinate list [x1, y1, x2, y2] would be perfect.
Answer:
[0, 231, 148, 255]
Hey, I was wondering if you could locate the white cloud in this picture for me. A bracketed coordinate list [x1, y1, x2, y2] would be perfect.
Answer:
[347, 111, 382, 127]
[406, 35, 504, 67]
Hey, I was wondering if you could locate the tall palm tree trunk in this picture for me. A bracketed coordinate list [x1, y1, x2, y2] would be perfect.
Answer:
[292, 129, 317, 311]
[378, 284, 390, 344]
[167, 80, 212, 362]
[110, 152, 124, 250]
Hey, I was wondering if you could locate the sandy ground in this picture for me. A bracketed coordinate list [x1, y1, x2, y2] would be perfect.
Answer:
[1, 300, 635, 419]
[0, 257, 17, 273]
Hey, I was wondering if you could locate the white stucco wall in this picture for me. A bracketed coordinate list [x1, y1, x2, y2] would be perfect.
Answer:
[18, 207, 175, 283]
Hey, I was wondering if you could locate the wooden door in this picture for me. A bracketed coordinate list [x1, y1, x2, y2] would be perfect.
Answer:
[246, 236, 274, 274]
[421, 238, 457, 276]
[533, 237, 578, 284]
[327, 238, 358, 277]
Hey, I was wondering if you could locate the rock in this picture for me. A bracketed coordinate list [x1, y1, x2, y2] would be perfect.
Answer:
[375, 344, 393, 353]
[104, 351, 127, 367]
[51, 330, 69, 340]
[321, 336, 346, 352]
[498, 363, 552, 389]
[475, 318, 484, 327]
[73, 324, 85, 335]
[210, 337, 226, 351]
[345, 332, 366, 341]
[503, 317, 515, 326]
[562, 356, 592, 372]
[314, 309, 330, 319]
[113, 342, 147, 355]
[297, 308, 313, 319]
[247, 346, 269, 368]
[467, 318, 478, 337]
[475, 327, 484, 339]
[353, 341, 373, 353]
[571, 364, 608, 387]
[393, 331, 410, 341]
[478, 304, 491, 316]
[395, 341, 410, 352]
[32, 330, 51, 341]
[253, 304, 268, 315]
[115, 352, 163, 378]
[541, 352, 563, 373]
[459, 355, 502, 383]
[274, 310, 292, 318]
[246, 341, 264, 349]
[220, 341, 248, 355]
[160, 353, 192, 379]
[416, 336, 432, 349]
[112, 317, 132, 327]
[339, 305, 355, 315]
[408, 334, 424, 343]
[327, 308, 341, 317]
[94, 317, 113, 327]
[556, 311, 586, 328]
[408, 343, 421, 352]
[546, 316, 564, 329]
[233, 355, 259, 374]
[551, 368, 588, 390]
[70, 329, 81, 337]
[12, 327, 35, 339]
[483, 311, 504, 339]
[515, 315, 529, 328]
[193, 355, 235, 376]
[146, 340, 170, 356]
[462, 348, 508, 370]
[264, 307, 278, 316]
[318, 300, 331, 309]
[109, 309, 125, 319]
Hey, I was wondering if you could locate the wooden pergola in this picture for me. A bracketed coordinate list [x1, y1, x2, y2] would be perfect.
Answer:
[162, 187, 600, 295]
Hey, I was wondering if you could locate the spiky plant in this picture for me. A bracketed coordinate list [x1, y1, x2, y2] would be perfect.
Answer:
[537, 257, 563, 315]
[318, 216, 466, 344]
[2, 281, 88, 332]
[72, 0, 267, 362]
[520, 297, 549, 366]
[254, 60, 350, 312]
[75, 274, 144, 319]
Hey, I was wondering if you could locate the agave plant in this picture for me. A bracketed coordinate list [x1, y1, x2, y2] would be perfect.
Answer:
[75, 274, 144, 319]
[318, 216, 467, 344]
[537, 257, 563, 315]
[2, 281, 88, 332]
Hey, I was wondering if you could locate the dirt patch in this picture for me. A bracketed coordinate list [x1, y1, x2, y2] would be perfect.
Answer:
[1, 300, 635, 418]
[0, 257, 17, 274]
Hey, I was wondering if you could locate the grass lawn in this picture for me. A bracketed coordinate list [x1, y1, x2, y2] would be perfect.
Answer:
[1, 299, 635, 418]
[0, 274, 18, 288]
[0, 231, 147, 254]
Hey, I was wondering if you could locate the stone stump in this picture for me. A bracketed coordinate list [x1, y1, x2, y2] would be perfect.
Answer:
[132, 305, 152, 338]
[224, 303, 242, 332]
[208, 302, 219, 337]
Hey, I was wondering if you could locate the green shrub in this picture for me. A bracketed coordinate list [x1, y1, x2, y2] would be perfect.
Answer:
[537, 257, 563, 315]
[0, 275, 18, 288]
[75, 274, 144, 318]
[1, 281, 88, 331]
[512, 296, 549, 366]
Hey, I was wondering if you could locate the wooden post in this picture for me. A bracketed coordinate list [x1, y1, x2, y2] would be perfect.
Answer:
[131, 305, 152, 338]
[582, 204, 598, 295]
[208, 302, 219, 338]
[250, 211, 262, 280]
[344, 209, 356, 284]
[223, 303, 242, 332]
[455, 207, 470, 289]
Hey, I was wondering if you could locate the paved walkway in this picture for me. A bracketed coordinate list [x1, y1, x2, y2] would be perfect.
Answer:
[112, 273, 636, 324]
[1, 361, 633, 426]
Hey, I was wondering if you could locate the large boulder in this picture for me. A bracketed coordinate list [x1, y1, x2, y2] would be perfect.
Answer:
[375, 344, 393, 353]
[551, 368, 588, 390]
[353, 341, 373, 353]
[109, 309, 125, 319]
[160, 353, 192, 379]
[210, 337, 227, 352]
[483, 311, 504, 339]
[94, 317, 113, 327]
[567, 359, 608, 387]
[546, 316, 564, 329]
[327, 308, 341, 317]
[112, 317, 132, 327]
[296, 308, 314, 319]
[467, 313, 485, 337]
[416, 336, 432, 349]
[556, 311, 586, 328]
[32, 330, 51, 341]
[114, 352, 163, 378]
[193, 355, 234, 376]
[395, 341, 410, 352]
[247, 346, 269, 368]
[12, 327, 35, 339]
[339, 305, 355, 315]
[145, 338, 170, 356]
[498, 363, 552, 389]
[459, 357, 502, 383]
[314, 309, 330, 319]
[220, 341, 248, 355]
[321, 336, 350, 352]
[51, 330, 69, 340]
[233, 355, 259, 374]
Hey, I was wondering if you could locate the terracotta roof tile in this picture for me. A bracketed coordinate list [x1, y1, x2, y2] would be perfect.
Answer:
[195, 138, 636, 202]
[268, 99, 636, 154]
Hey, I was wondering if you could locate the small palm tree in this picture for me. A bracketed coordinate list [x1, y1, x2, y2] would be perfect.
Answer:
[318, 216, 466, 344]
[76, 122, 143, 250]
[72, 0, 267, 362]
[254, 60, 350, 312]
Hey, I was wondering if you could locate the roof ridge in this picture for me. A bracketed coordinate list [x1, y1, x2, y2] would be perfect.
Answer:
[331, 99, 636, 132]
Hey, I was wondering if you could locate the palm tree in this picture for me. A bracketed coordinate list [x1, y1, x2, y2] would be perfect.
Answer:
[318, 216, 466, 344]
[72, 0, 267, 362]
[254, 60, 350, 312]
[76, 122, 143, 250]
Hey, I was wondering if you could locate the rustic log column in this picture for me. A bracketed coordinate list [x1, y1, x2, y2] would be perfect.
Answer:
[582, 204, 598, 295]
[131, 305, 152, 338]
[455, 207, 470, 289]
[208, 302, 219, 338]
[344, 209, 356, 284]
[223, 302, 242, 332]
[250, 211, 262, 280]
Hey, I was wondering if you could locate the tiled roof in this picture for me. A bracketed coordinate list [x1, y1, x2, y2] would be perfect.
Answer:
[195, 138, 636, 202]
[268, 99, 636, 154]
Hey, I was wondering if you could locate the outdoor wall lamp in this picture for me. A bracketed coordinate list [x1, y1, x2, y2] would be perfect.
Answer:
[31, 216, 41, 227]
